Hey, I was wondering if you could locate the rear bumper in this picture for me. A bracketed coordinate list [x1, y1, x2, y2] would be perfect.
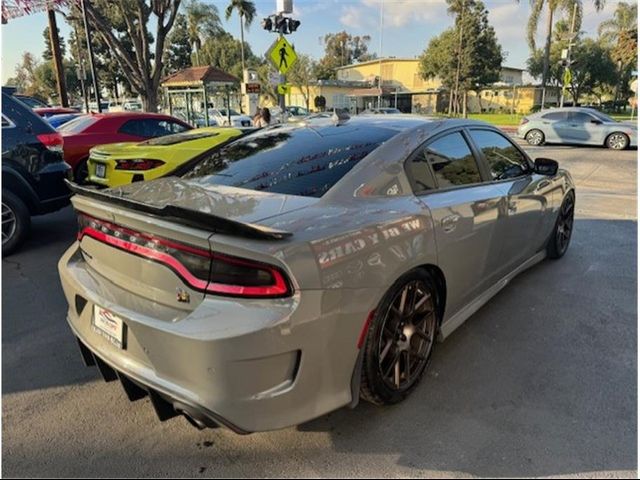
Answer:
[59, 242, 375, 432]
[73, 333, 250, 433]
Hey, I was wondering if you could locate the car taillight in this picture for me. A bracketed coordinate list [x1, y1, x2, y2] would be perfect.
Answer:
[76, 213, 292, 298]
[520, 117, 529, 125]
[115, 159, 165, 170]
[37, 132, 64, 152]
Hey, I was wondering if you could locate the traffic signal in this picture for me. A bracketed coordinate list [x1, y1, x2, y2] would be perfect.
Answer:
[261, 14, 300, 34]
[287, 19, 301, 33]
[261, 17, 273, 31]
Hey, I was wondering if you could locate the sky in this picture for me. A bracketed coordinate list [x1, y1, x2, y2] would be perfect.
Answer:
[0, 0, 632, 85]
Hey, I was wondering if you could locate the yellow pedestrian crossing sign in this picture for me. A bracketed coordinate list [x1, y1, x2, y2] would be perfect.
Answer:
[277, 84, 291, 95]
[563, 68, 572, 87]
[267, 36, 297, 75]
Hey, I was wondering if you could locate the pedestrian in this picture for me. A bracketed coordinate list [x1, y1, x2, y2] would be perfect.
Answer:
[254, 107, 271, 128]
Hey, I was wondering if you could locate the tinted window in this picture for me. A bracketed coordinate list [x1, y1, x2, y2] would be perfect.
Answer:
[58, 115, 97, 133]
[118, 119, 145, 136]
[542, 111, 568, 121]
[183, 125, 396, 197]
[424, 132, 482, 187]
[469, 129, 530, 180]
[568, 112, 595, 123]
[406, 147, 438, 194]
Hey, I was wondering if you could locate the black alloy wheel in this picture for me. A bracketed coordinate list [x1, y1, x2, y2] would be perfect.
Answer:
[361, 270, 438, 405]
[548, 192, 575, 259]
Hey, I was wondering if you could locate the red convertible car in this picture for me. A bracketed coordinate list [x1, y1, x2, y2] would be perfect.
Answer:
[59, 112, 192, 181]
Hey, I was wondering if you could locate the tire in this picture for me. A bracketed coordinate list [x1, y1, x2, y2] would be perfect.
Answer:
[547, 191, 575, 260]
[605, 132, 629, 150]
[525, 129, 545, 146]
[75, 158, 89, 184]
[2, 190, 30, 256]
[360, 269, 439, 406]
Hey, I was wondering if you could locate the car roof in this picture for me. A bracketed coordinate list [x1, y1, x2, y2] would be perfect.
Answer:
[89, 112, 175, 119]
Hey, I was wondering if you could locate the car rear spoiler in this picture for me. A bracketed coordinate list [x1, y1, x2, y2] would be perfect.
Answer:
[65, 180, 292, 240]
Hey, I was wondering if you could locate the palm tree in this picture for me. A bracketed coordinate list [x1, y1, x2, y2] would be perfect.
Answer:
[526, 0, 604, 98]
[225, 0, 257, 78]
[598, 2, 638, 108]
[185, 0, 222, 66]
[598, 1, 638, 45]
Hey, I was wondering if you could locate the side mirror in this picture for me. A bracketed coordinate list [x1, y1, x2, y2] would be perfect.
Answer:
[534, 157, 559, 176]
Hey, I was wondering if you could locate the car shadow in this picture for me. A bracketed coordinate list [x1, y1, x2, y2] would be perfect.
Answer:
[2, 213, 637, 478]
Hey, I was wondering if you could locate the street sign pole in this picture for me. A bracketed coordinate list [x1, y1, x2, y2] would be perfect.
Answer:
[559, 3, 578, 109]
[279, 35, 286, 113]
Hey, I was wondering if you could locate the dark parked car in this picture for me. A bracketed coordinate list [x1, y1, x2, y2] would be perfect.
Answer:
[2, 92, 72, 255]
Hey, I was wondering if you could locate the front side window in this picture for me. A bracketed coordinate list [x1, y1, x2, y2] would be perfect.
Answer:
[469, 129, 530, 180]
[424, 132, 482, 187]
[568, 112, 595, 123]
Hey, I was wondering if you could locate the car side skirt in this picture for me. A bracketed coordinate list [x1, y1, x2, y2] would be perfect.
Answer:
[439, 249, 547, 340]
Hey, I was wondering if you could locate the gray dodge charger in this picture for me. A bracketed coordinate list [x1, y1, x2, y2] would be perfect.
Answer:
[59, 116, 575, 433]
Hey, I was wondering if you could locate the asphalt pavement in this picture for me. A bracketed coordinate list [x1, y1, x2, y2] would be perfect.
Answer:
[2, 141, 637, 478]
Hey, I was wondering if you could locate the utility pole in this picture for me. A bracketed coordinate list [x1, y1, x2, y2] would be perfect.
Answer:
[81, 0, 102, 112]
[453, 2, 466, 116]
[72, 22, 90, 112]
[559, 2, 578, 108]
[47, 7, 68, 107]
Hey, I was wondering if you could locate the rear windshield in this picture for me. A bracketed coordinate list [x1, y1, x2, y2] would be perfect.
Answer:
[183, 124, 396, 197]
[58, 115, 97, 133]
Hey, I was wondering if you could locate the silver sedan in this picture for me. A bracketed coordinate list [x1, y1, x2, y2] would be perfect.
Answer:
[518, 107, 637, 149]
[59, 117, 575, 432]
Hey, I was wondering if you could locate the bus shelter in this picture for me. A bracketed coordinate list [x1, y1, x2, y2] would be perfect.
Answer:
[161, 66, 240, 127]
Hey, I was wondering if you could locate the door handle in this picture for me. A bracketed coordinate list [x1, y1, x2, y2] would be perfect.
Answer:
[442, 214, 460, 233]
[536, 179, 551, 191]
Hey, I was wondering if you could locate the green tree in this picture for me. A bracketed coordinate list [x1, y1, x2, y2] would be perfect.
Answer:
[286, 53, 317, 110]
[598, 1, 638, 46]
[526, 0, 604, 96]
[420, 0, 503, 115]
[165, 13, 192, 73]
[198, 31, 259, 79]
[70, 0, 182, 111]
[225, 0, 257, 77]
[314, 31, 375, 80]
[185, 0, 222, 65]
[528, 34, 616, 104]
[42, 26, 66, 61]
[598, 2, 638, 108]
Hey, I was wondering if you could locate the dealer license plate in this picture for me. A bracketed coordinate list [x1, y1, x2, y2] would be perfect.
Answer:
[92, 305, 125, 349]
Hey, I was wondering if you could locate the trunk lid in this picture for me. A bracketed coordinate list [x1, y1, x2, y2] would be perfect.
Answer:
[71, 177, 316, 311]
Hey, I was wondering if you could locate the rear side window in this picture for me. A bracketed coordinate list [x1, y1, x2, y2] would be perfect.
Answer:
[118, 120, 146, 137]
[469, 129, 530, 180]
[424, 132, 482, 187]
[58, 115, 97, 133]
[143, 130, 219, 146]
[183, 125, 396, 197]
[541, 111, 568, 121]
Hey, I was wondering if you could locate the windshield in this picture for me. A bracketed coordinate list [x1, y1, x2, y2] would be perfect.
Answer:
[58, 115, 97, 133]
[183, 125, 396, 197]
